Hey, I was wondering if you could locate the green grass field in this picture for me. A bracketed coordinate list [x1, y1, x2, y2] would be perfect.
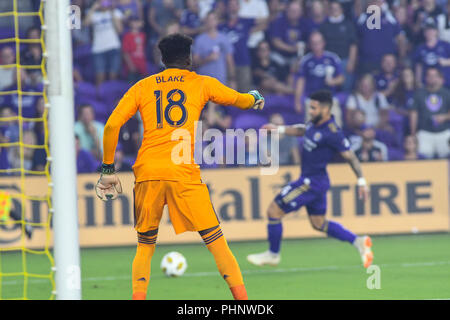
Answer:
[1, 233, 449, 300]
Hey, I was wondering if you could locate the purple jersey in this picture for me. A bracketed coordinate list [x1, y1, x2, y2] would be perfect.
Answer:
[219, 18, 254, 66]
[356, 11, 402, 64]
[296, 51, 343, 95]
[274, 116, 350, 215]
[269, 13, 310, 57]
[300, 116, 350, 191]
[413, 40, 450, 86]
[375, 72, 398, 91]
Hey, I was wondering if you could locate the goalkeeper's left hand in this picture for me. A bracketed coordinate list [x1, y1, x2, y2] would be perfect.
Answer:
[248, 90, 265, 110]
[95, 163, 123, 201]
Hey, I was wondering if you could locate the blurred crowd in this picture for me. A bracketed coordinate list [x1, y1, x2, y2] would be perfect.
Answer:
[0, 0, 450, 174]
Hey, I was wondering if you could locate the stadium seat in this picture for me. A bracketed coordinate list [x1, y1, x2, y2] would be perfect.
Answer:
[96, 80, 130, 106]
[74, 81, 98, 100]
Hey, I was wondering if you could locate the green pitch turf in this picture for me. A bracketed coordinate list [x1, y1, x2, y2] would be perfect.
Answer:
[1, 233, 449, 300]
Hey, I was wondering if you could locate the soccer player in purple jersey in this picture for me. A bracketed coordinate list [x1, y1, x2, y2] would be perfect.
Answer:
[247, 90, 374, 268]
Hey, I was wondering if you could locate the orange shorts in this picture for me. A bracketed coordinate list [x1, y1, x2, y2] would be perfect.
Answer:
[133, 180, 220, 234]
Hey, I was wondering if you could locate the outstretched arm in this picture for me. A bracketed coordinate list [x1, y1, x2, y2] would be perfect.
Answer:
[340, 149, 369, 200]
[261, 123, 306, 136]
[205, 77, 264, 110]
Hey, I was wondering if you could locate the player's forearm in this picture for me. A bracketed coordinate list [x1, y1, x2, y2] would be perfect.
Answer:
[234, 93, 256, 109]
[277, 124, 306, 136]
[345, 151, 364, 179]
[102, 114, 125, 164]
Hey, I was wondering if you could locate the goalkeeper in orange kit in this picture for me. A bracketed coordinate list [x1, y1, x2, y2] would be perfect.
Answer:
[95, 33, 265, 300]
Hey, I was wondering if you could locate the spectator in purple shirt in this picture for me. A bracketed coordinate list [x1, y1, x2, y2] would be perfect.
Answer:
[414, 18, 450, 89]
[180, 0, 204, 38]
[252, 40, 294, 95]
[294, 31, 344, 114]
[356, 0, 407, 74]
[219, 0, 267, 92]
[268, 1, 311, 67]
[375, 53, 399, 102]
[308, 0, 327, 30]
[193, 11, 236, 88]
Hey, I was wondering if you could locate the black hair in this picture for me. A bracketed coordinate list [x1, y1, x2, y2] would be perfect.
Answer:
[77, 103, 93, 116]
[309, 90, 333, 108]
[157, 33, 193, 67]
[426, 66, 443, 78]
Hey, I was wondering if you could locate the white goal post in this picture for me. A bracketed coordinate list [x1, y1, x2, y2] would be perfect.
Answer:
[44, 0, 81, 300]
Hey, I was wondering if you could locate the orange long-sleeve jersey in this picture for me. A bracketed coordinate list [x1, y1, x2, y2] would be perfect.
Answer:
[103, 68, 255, 182]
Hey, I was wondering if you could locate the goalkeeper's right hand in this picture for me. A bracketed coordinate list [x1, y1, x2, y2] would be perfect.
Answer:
[95, 163, 123, 201]
[248, 90, 265, 110]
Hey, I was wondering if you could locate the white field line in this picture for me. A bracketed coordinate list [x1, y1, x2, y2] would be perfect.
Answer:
[2, 260, 449, 286]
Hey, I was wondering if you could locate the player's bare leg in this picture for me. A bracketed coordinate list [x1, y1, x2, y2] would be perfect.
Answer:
[308, 215, 373, 268]
[131, 228, 158, 300]
[247, 201, 284, 266]
[199, 225, 248, 300]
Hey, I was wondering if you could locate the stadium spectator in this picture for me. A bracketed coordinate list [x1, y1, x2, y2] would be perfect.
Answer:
[346, 73, 390, 127]
[352, 126, 388, 162]
[25, 26, 40, 40]
[268, 1, 310, 67]
[84, 0, 124, 86]
[401, 134, 426, 160]
[180, 0, 204, 37]
[238, 0, 269, 49]
[410, 67, 450, 158]
[308, 0, 327, 30]
[75, 134, 99, 173]
[411, 0, 442, 44]
[251, 40, 293, 95]
[219, 0, 267, 92]
[22, 43, 43, 87]
[356, 0, 407, 74]
[74, 104, 104, 160]
[8, 130, 37, 171]
[268, 113, 300, 165]
[375, 54, 399, 101]
[392, 67, 416, 133]
[393, 4, 415, 52]
[147, 0, 183, 38]
[319, 0, 358, 91]
[115, 0, 143, 25]
[122, 15, 148, 83]
[267, 0, 285, 24]
[0, 106, 19, 145]
[294, 31, 344, 114]
[413, 19, 450, 89]
[0, 46, 26, 91]
[343, 108, 366, 145]
[71, 0, 92, 48]
[192, 12, 236, 88]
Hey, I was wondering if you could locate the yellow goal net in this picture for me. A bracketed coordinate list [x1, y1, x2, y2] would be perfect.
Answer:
[0, 0, 55, 300]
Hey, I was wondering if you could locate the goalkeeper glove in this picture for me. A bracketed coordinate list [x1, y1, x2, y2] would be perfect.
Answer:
[248, 90, 265, 110]
[95, 163, 123, 201]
